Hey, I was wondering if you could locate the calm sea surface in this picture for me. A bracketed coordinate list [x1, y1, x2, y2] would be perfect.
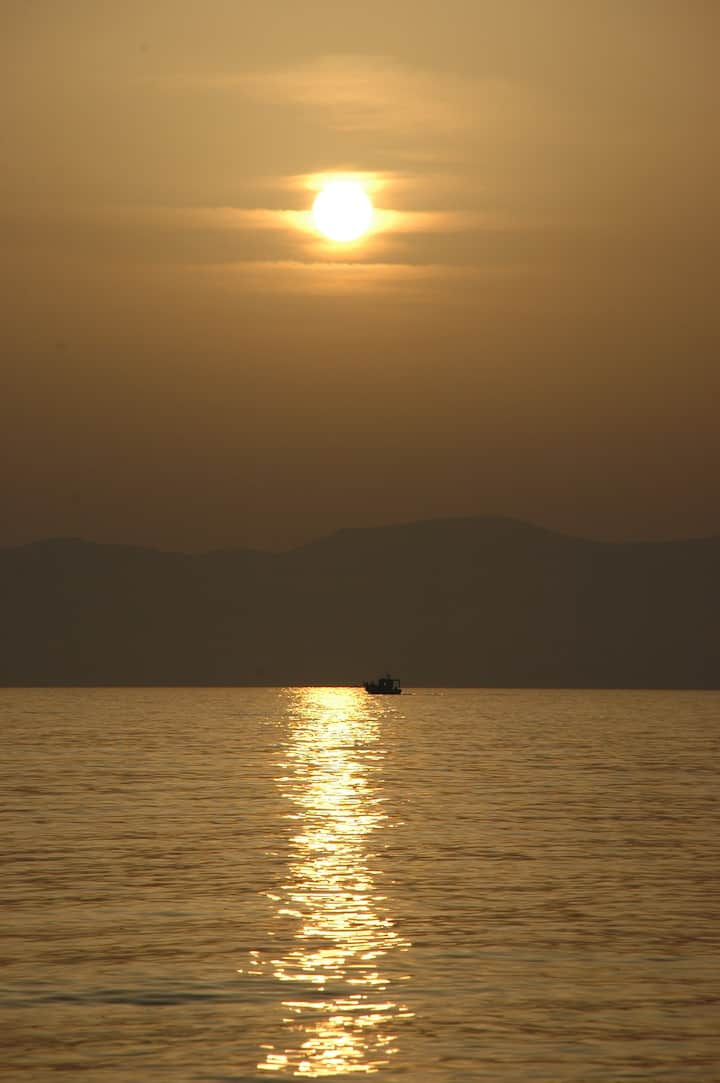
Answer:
[2, 688, 719, 1082]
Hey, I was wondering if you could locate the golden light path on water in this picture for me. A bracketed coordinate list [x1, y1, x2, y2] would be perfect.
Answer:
[255, 687, 413, 1076]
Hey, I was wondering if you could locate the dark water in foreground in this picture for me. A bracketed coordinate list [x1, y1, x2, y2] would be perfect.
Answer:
[2, 687, 719, 1081]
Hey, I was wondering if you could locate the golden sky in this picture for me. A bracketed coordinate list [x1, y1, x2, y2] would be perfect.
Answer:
[2, 1, 718, 550]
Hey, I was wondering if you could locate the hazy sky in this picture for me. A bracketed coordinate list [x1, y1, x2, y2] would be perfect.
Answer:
[2, 0, 718, 551]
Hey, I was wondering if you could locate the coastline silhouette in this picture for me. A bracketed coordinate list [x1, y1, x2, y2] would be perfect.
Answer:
[1, 517, 717, 689]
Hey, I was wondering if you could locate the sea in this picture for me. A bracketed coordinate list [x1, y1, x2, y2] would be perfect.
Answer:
[2, 687, 719, 1082]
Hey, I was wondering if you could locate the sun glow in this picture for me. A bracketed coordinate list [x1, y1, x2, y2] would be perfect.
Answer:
[312, 181, 373, 242]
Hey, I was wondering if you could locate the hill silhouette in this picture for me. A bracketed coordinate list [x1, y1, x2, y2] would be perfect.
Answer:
[1, 518, 718, 687]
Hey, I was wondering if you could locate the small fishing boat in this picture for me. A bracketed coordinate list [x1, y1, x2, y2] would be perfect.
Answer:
[363, 674, 402, 695]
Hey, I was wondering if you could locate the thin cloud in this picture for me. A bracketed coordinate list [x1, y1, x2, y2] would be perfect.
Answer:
[200, 259, 531, 299]
[192, 54, 548, 144]
[1, 197, 553, 292]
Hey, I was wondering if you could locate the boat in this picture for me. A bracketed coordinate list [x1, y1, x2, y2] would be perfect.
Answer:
[363, 674, 402, 695]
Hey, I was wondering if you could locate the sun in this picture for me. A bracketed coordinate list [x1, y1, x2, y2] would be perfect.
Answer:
[312, 181, 373, 243]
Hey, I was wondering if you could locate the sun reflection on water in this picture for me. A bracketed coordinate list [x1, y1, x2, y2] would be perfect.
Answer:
[255, 687, 412, 1076]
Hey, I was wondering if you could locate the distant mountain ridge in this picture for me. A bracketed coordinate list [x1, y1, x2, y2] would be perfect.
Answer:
[1, 518, 718, 688]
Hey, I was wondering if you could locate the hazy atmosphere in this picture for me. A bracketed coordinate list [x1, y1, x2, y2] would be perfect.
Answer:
[3, 0, 719, 552]
[4, 10, 720, 1078]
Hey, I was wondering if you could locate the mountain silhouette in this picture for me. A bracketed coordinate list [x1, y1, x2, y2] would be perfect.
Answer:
[1, 518, 718, 687]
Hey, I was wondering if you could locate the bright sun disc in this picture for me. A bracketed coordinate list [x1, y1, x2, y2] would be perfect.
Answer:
[312, 181, 373, 242]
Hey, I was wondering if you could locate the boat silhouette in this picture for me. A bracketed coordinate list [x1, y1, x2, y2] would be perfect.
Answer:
[363, 674, 402, 695]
